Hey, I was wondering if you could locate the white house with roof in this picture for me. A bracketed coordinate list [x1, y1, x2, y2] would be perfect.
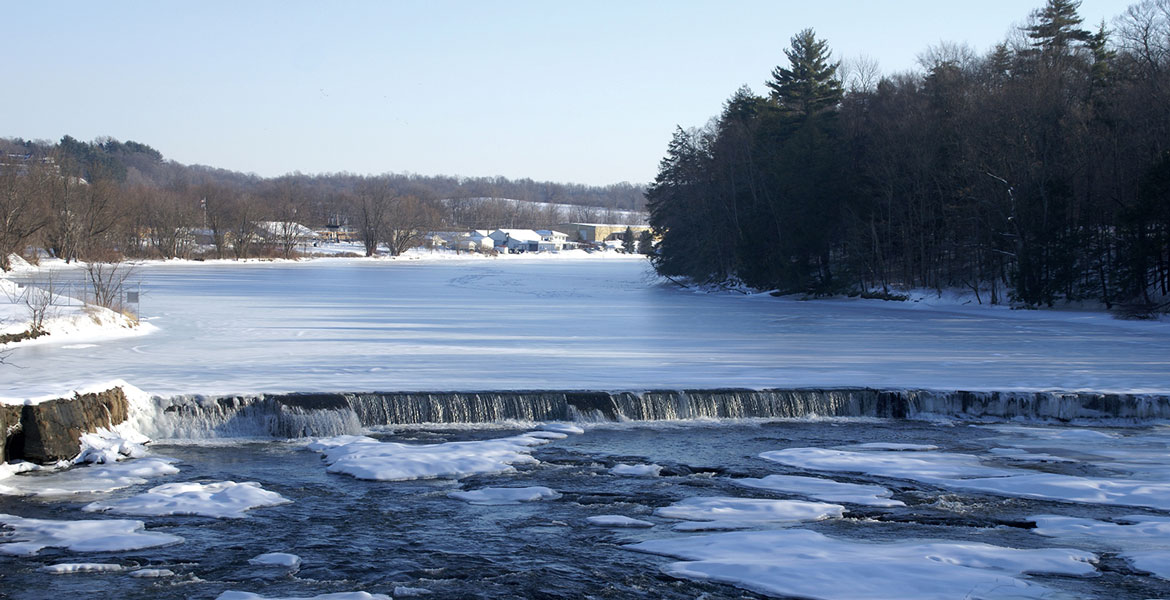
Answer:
[465, 231, 495, 252]
[534, 230, 569, 251]
[489, 229, 542, 252]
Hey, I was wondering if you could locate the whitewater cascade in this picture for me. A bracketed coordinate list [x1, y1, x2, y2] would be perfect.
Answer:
[138, 389, 1170, 439]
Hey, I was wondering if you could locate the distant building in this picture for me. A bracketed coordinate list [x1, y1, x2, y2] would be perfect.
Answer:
[489, 229, 543, 252]
[557, 223, 651, 243]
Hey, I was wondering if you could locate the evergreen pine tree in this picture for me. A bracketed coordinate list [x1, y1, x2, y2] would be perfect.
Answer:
[1025, 0, 1092, 52]
[765, 29, 843, 120]
[637, 230, 654, 255]
[621, 227, 636, 253]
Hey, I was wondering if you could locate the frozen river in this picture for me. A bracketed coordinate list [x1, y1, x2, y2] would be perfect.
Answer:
[5, 255, 1170, 398]
[4, 256, 1170, 599]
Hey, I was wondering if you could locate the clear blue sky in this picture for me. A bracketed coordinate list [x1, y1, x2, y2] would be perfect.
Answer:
[4, 1, 1136, 185]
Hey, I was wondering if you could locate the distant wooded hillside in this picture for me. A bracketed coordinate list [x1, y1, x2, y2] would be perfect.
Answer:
[0, 135, 646, 267]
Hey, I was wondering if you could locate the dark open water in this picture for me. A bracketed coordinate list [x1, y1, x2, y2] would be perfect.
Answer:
[2, 419, 1168, 599]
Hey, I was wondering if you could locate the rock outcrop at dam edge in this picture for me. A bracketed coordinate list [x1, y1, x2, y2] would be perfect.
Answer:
[2, 387, 129, 463]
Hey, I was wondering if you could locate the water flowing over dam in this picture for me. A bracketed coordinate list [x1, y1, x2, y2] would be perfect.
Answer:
[143, 388, 1170, 439]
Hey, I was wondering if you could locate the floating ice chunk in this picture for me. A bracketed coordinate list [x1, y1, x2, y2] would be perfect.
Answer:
[216, 592, 391, 600]
[586, 515, 654, 528]
[656, 496, 844, 524]
[847, 443, 938, 451]
[306, 435, 378, 452]
[610, 463, 662, 477]
[984, 426, 1117, 442]
[40, 562, 125, 573]
[947, 473, 1170, 511]
[129, 568, 175, 578]
[1030, 514, 1170, 580]
[84, 481, 290, 518]
[538, 423, 584, 435]
[0, 457, 179, 497]
[448, 486, 560, 505]
[761, 448, 1014, 480]
[672, 521, 754, 532]
[526, 431, 568, 440]
[1126, 551, 1170, 580]
[310, 433, 550, 481]
[763, 447, 1170, 510]
[249, 552, 302, 568]
[1032, 514, 1170, 542]
[988, 448, 1075, 463]
[0, 513, 183, 555]
[732, 475, 904, 507]
[626, 529, 1097, 600]
[392, 586, 432, 596]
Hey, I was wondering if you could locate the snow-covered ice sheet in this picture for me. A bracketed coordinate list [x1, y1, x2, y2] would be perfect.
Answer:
[1031, 515, 1170, 580]
[655, 496, 844, 524]
[6, 258, 1170, 400]
[0, 457, 179, 497]
[762, 447, 1170, 510]
[586, 515, 654, 528]
[1127, 551, 1170, 581]
[610, 463, 662, 477]
[0, 513, 183, 555]
[84, 480, 290, 518]
[308, 433, 549, 481]
[761, 448, 1014, 480]
[447, 486, 560, 505]
[732, 474, 904, 507]
[626, 529, 1097, 600]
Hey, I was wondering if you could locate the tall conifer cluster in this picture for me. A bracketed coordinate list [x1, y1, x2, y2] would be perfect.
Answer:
[647, 0, 1170, 312]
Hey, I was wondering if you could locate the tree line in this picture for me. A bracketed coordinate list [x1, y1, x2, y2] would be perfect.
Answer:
[646, 0, 1170, 314]
[0, 137, 646, 269]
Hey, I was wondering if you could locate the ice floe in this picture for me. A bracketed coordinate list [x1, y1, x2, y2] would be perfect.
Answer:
[83, 480, 290, 518]
[762, 447, 1170, 510]
[987, 447, 1075, 463]
[0, 513, 183, 555]
[538, 423, 584, 435]
[129, 568, 176, 578]
[250, 552, 302, 568]
[0, 457, 179, 497]
[732, 474, 904, 507]
[392, 586, 432, 597]
[626, 529, 1097, 600]
[1031, 514, 1170, 580]
[586, 515, 655, 528]
[447, 486, 560, 505]
[40, 562, 125, 573]
[761, 448, 1013, 480]
[217, 593, 391, 600]
[847, 442, 939, 451]
[308, 433, 550, 481]
[1126, 551, 1170, 580]
[656, 496, 844, 524]
[610, 463, 662, 477]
